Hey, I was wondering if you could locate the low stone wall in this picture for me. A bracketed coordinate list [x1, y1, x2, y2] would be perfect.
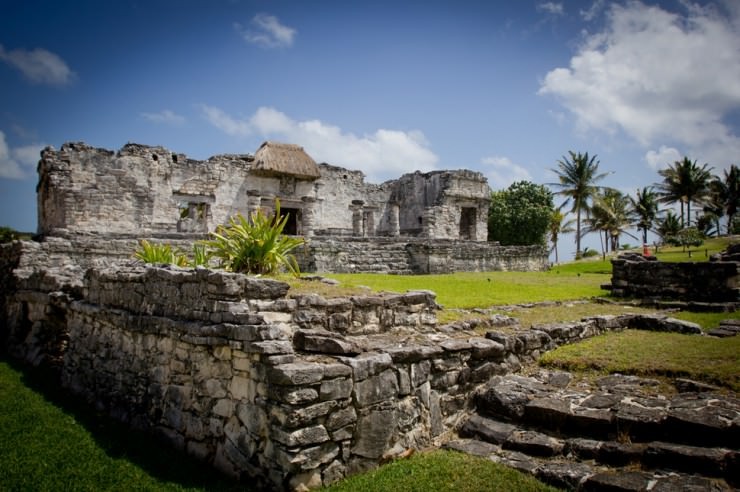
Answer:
[610, 252, 740, 302]
[13, 234, 547, 276]
[299, 238, 548, 274]
[407, 241, 548, 273]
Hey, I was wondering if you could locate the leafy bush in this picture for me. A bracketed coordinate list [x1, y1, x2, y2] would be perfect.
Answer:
[134, 240, 189, 267]
[488, 181, 554, 246]
[205, 201, 304, 276]
[0, 226, 18, 243]
[581, 247, 600, 258]
[665, 227, 704, 248]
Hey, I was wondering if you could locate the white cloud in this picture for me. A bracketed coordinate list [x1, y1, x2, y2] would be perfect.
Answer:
[645, 145, 682, 171]
[580, 0, 606, 21]
[481, 156, 532, 190]
[201, 105, 252, 137]
[539, 1, 740, 168]
[0, 131, 44, 179]
[141, 109, 186, 126]
[537, 2, 564, 16]
[235, 13, 296, 48]
[200, 105, 438, 181]
[0, 44, 75, 85]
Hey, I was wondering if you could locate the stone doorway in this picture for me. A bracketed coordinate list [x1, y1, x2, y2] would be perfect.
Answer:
[281, 207, 301, 235]
[459, 207, 477, 240]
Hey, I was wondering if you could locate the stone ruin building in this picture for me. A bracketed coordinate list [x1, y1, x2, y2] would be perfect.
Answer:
[1, 141, 738, 491]
[36, 140, 547, 273]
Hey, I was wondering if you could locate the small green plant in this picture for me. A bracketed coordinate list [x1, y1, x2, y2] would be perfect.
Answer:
[205, 201, 304, 277]
[134, 239, 188, 267]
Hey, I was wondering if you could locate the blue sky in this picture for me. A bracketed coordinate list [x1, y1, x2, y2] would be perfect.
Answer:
[2, 0, 739, 258]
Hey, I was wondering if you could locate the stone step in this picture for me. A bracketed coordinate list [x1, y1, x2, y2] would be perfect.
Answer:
[445, 437, 737, 491]
[474, 373, 740, 450]
[459, 414, 739, 484]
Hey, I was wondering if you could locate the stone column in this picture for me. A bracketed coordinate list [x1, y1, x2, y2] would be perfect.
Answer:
[389, 203, 400, 237]
[351, 200, 364, 236]
[246, 190, 261, 220]
[363, 209, 375, 237]
[301, 196, 316, 237]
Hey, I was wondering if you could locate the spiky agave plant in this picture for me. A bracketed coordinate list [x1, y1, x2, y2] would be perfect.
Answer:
[190, 243, 212, 267]
[205, 200, 304, 276]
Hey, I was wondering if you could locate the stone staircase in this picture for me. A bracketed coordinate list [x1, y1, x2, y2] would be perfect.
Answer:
[445, 371, 739, 491]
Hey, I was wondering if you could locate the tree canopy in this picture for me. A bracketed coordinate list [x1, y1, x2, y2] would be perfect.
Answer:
[488, 181, 554, 246]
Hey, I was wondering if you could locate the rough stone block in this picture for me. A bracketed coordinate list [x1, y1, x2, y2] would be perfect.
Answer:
[268, 362, 326, 386]
[468, 337, 505, 360]
[504, 430, 565, 457]
[459, 414, 516, 445]
[353, 369, 398, 407]
[320, 377, 353, 401]
[338, 352, 392, 381]
[272, 425, 330, 447]
[326, 406, 357, 431]
[383, 344, 444, 363]
[293, 329, 361, 355]
[352, 407, 396, 459]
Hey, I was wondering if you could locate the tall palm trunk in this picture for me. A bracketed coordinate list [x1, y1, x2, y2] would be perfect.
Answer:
[575, 207, 582, 258]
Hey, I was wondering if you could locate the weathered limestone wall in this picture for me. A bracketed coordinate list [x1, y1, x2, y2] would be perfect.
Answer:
[38, 143, 257, 236]
[389, 170, 490, 240]
[311, 164, 392, 237]
[610, 253, 740, 302]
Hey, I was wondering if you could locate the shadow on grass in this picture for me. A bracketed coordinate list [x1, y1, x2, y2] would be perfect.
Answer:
[2, 356, 248, 491]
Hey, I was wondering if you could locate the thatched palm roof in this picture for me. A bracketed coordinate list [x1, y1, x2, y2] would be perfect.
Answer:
[252, 141, 321, 180]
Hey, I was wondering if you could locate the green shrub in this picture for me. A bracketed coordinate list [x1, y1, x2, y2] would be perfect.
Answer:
[581, 247, 600, 258]
[134, 239, 188, 267]
[665, 227, 704, 248]
[0, 226, 18, 244]
[205, 201, 304, 277]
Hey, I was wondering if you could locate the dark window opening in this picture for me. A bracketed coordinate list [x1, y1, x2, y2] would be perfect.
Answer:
[172, 154, 178, 163]
[459, 207, 477, 240]
[152, 154, 158, 161]
[281, 207, 301, 235]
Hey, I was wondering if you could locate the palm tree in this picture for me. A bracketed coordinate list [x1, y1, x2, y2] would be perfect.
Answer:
[549, 151, 609, 259]
[630, 187, 660, 245]
[657, 210, 681, 242]
[655, 157, 713, 228]
[708, 164, 740, 234]
[549, 209, 575, 264]
[585, 188, 636, 254]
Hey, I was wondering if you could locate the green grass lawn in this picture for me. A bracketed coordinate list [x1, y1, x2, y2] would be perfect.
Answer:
[539, 329, 740, 391]
[322, 449, 559, 492]
[0, 359, 243, 492]
[326, 270, 608, 309]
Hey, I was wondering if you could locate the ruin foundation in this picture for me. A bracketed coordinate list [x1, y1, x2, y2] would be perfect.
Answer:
[1, 240, 717, 490]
